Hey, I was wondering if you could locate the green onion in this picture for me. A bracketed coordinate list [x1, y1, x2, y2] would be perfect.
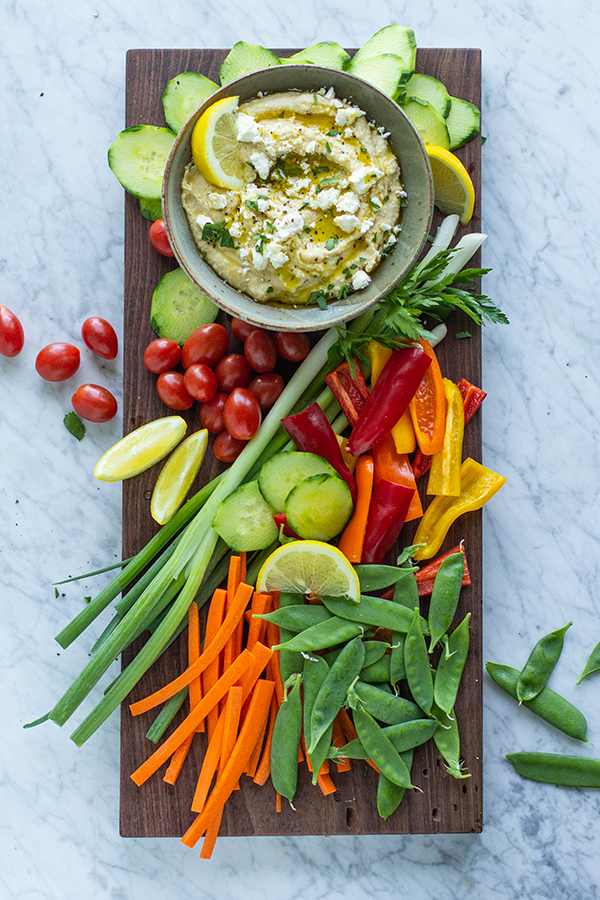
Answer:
[146, 689, 188, 743]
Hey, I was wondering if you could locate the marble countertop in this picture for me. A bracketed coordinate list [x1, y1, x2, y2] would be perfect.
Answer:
[2, 1, 600, 897]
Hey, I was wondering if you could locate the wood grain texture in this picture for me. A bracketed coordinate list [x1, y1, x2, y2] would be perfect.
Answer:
[119, 47, 483, 838]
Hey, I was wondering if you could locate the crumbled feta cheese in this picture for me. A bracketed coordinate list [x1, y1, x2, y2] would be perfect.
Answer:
[344, 127, 354, 139]
[385, 233, 398, 248]
[273, 211, 305, 242]
[264, 242, 289, 269]
[229, 222, 243, 238]
[360, 218, 375, 234]
[305, 140, 319, 154]
[236, 113, 260, 143]
[257, 198, 270, 212]
[335, 192, 360, 214]
[315, 188, 340, 210]
[239, 247, 250, 260]
[195, 213, 213, 230]
[249, 152, 271, 180]
[333, 214, 361, 233]
[207, 192, 228, 210]
[351, 269, 371, 290]
[348, 166, 385, 194]
[334, 106, 362, 127]
[324, 86, 335, 99]
[251, 248, 269, 271]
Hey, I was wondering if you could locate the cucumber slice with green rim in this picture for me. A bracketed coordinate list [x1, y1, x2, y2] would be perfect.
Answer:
[150, 267, 218, 345]
[404, 74, 451, 119]
[402, 98, 450, 149]
[220, 42, 281, 85]
[258, 451, 337, 513]
[347, 53, 409, 101]
[446, 96, 481, 149]
[282, 41, 351, 71]
[285, 473, 353, 541]
[351, 24, 417, 73]
[139, 196, 162, 221]
[213, 480, 279, 551]
[162, 71, 218, 133]
[108, 125, 175, 199]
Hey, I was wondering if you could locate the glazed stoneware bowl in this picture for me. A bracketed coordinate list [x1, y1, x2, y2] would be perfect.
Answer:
[162, 64, 434, 332]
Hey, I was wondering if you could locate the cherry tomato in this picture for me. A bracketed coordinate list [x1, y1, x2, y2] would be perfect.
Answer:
[181, 323, 229, 369]
[230, 317, 257, 342]
[0, 306, 24, 357]
[81, 317, 118, 360]
[35, 342, 80, 382]
[143, 338, 181, 374]
[184, 362, 218, 402]
[223, 387, 262, 441]
[200, 391, 228, 433]
[248, 373, 284, 410]
[71, 384, 118, 422]
[213, 430, 247, 463]
[148, 219, 175, 257]
[274, 331, 311, 363]
[214, 353, 253, 392]
[244, 328, 277, 373]
[156, 371, 194, 410]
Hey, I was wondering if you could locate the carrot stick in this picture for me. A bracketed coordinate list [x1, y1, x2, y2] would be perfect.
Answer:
[163, 732, 194, 785]
[246, 593, 273, 651]
[129, 582, 254, 716]
[202, 588, 227, 741]
[220, 685, 243, 789]
[181, 679, 275, 847]
[276, 792, 282, 813]
[187, 602, 204, 733]
[265, 621, 284, 706]
[317, 771, 337, 795]
[244, 698, 270, 778]
[199, 806, 223, 859]
[222, 556, 242, 683]
[338, 454, 374, 563]
[331, 714, 351, 773]
[253, 693, 278, 786]
[233, 552, 247, 658]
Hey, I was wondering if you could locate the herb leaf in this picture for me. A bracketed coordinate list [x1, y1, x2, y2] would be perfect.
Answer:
[64, 412, 85, 441]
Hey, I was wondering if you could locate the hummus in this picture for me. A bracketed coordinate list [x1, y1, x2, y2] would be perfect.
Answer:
[181, 89, 405, 307]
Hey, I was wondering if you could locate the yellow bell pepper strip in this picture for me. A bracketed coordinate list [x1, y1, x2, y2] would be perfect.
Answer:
[338, 454, 375, 563]
[372, 431, 423, 522]
[426, 378, 465, 497]
[336, 435, 358, 473]
[368, 341, 415, 453]
[412, 457, 507, 561]
[409, 338, 446, 456]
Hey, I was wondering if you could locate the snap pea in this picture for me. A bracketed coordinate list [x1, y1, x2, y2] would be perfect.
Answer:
[428, 551, 465, 653]
[576, 640, 600, 684]
[302, 653, 329, 754]
[277, 592, 305, 683]
[352, 680, 420, 725]
[273, 616, 363, 652]
[390, 569, 419, 684]
[270, 672, 303, 802]
[432, 704, 470, 779]
[308, 635, 365, 754]
[349, 701, 414, 789]
[516, 622, 572, 702]
[333, 718, 439, 759]
[321, 593, 428, 634]
[505, 751, 600, 787]
[377, 750, 414, 819]
[255, 605, 332, 632]
[434, 613, 471, 714]
[405, 607, 434, 716]
[362, 640, 390, 668]
[354, 564, 418, 592]
[486, 661, 588, 742]
[361, 654, 391, 683]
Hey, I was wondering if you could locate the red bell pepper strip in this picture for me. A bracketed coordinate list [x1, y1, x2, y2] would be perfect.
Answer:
[372, 432, 423, 522]
[381, 544, 471, 600]
[361, 479, 415, 565]
[324, 360, 370, 426]
[347, 345, 431, 457]
[456, 378, 487, 425]
[412, 448, 433, 482]
[281, 402, 357, 504]
[273, 513, 300, 540]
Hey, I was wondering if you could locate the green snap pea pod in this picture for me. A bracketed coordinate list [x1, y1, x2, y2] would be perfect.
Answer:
[405, 607, 434, 716]
[333, 718, 439, 759]
[308, 635, 366, 754]
[270, 673, 303, 803]
[505, 751, 600, 787]
[362, 640, 390, 667]
[486, 661, 588, 742]
[273, 616, 364, 653]
[377, 750, 414, 819]
[432, 703, 470, 779]
[323, 647, 342, 668]
[302, 653, 329, 754]
[255, 605, 332, 632]
[354, 564, 418, 593]
[321, 593, 428, 634]
[277, 592, 305, 683]
[516, 622, 572, 702]
[347, 693, 414, 788]
[352, 680, 420, 725]
[428, 551, 465, 653]
[576, 640, 600, 684]
[361, 654, 391, 683]
[309, 723, 334, 785]
[390, 570, 419, 684]
[434, 612, 471, 714]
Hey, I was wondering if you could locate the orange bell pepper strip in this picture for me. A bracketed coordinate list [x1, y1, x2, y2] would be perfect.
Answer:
[427, 378, 465, 497]
[368, 340, 416, 454]
[409, 338, 445, 456]
[372, 431, 423, 522]
[338, 454, 375, 563]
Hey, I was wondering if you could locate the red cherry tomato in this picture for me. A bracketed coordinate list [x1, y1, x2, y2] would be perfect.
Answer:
[214, 353, 253, 392]
[223, 387, 262, 441]
[156, 371, 194, 410]
[0, 306, 24, 357]
[230, 317, 258, 342]
[81, 317, 118, 360]
[244, 329, 277, 373]
[143, 338, 181, 374]
[248, 373, 284, 410]
[274, 331, 311, 362]
[184, 362, 218, 402]
[148, 219, 175, 257]
[35, 342, 80, 382]
[71, 384, 118, 422]
[200, 391, 228, 433]
[181, 323, 229, 369]
[213, 430, 247, 463]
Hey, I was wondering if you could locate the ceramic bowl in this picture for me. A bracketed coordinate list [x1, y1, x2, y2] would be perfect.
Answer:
[162, 64, 433, 332]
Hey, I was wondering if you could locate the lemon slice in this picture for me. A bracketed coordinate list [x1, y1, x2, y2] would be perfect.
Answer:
[94, 416, 187, 482]
[256, 540, 361, 603]
[150, 429, 208, 524]
[191, 96, 245, 190]
[425, 144, 475, 225]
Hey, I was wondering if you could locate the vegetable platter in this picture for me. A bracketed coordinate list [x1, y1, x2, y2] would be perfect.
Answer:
[119, 46, 483, 837]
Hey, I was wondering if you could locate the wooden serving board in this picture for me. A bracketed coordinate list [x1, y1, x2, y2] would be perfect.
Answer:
[120, 47, 483, 838]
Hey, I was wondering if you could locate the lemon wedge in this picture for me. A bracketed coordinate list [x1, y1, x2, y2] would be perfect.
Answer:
[425, 144, 475, 225]
[94, 416, 187, 482]
[256, 540, 361, 603]
[191, 96, 245, 190]
[150, 429, 208, 524]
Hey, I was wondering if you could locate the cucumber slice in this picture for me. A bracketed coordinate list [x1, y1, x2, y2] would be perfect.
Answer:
[446, 96, 481, 149]
[351, 24, 417, 73]
[139, 196, 162, 221]
[220, 42, 281, 85]
[404, 74, 451, 119]
[282, 41, 351, 71]
[258, 451, 337, 513]
[213, 480, 279, 551]
[162, 71, 218, 133]
[150, 268, 218, 345]
[108, 125, 175, 199]
[347, 53, 409, 101]
[402, 98, 450, 149]
[285, 473, 353, 541]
